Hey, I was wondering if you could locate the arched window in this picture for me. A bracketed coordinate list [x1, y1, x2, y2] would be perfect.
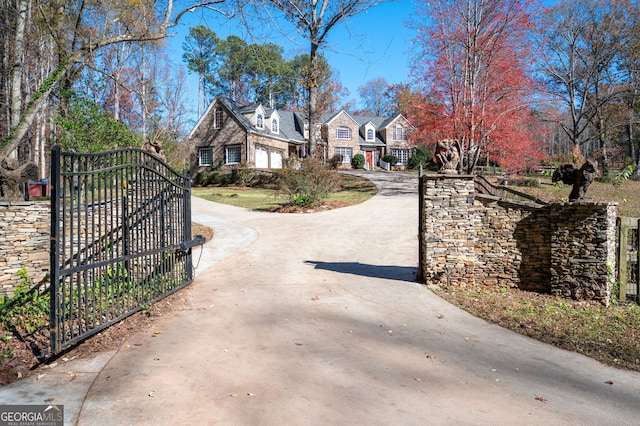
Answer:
[257, 114, 264, 129]
[367, 128, 374, 141]
[271, 118, 279, 133]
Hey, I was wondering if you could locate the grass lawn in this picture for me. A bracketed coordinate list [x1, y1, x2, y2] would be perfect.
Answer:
[504, 176, 640, 217]
[191, 173, 378, 211]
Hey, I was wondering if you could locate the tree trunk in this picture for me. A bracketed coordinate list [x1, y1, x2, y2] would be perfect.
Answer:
[140, 45, 148, 143]
[10, 0, 27, 128]
[308, 40, 319, 159]
[8, 0, 28, 159]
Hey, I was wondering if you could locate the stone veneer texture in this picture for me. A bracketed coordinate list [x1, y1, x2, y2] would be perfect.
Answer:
[420, 175, 617, 305]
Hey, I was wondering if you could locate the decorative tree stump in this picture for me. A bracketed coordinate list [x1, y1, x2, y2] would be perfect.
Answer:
[0, 158, 38, 200]
[552, 161, 597, 202]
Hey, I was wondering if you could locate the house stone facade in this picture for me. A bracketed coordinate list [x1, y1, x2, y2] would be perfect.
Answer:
[188, 96, 415, 175]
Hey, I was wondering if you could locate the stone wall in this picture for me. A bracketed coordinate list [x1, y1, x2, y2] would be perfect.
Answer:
[420, 175, 617, 305]
[0, 201, 50, 297]
[420, 175, 477, 287]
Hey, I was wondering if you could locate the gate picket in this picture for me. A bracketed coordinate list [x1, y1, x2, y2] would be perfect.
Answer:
[617, 217, 640, 303]
[49, 147, 201, 353]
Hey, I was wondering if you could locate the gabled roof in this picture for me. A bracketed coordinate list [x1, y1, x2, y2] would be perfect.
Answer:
[358, 121, 385, 147]
[322, 110, 359, 126]
[190, 96, 306, 144]
[189, 98, 413, 146]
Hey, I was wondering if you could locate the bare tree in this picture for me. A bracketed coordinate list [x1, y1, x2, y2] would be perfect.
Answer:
[358, 77, 392, 116]
[537, 0, 631, 173]
[1, 0, 234, 167]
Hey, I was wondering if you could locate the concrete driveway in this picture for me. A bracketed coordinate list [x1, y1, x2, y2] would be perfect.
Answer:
[2, 171, 640, 425]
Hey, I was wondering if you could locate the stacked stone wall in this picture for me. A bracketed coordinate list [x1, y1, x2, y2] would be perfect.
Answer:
[420, 175, 617, 305]
[421, 175, 477, 287]
[0, 202, 50, 296]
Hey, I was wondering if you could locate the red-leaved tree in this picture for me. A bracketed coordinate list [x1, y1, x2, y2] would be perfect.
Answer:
[409, 0, 545, 174]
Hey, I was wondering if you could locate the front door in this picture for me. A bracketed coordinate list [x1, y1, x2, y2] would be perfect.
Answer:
[366, 151, 373, 169]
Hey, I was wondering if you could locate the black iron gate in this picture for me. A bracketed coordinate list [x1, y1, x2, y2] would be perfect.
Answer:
[49, 147, 203, 353]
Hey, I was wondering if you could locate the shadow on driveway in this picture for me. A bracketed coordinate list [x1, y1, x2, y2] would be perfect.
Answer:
[305, 260, 417, 282]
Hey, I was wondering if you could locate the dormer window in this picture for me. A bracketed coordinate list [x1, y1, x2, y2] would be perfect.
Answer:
[257, 114, 264, 129]
[393, 125, 406, 141]
[336, 126, 352, 140]
[366, 128, 374, 141]
[271, 118, 279, 133]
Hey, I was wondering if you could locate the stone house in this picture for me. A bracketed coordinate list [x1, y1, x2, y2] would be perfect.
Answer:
[320, 110, 414, 170]
[189, 96, 306, 174]
[188, 96, 415, 175]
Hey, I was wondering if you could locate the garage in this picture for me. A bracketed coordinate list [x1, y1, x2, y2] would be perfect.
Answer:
[255, 147, 268, 168]
[270, 150, 283, 169]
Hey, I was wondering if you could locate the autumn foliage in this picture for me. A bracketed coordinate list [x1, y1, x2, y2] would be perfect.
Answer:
[408, 0, 546, 173]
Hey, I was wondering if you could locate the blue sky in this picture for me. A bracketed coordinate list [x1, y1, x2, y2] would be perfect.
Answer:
[167, 0, 417, 116]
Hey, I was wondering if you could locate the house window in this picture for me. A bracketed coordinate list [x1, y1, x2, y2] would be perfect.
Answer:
[367, 128, 374, 141]
[257, 114, 264, 129]
[271, 118, 279, 133]
[213, 108, 223, 129]
[393, 125, 407, 141]
[225, 145, 241, 164]
[335, 126, 352, 140]
[199, 148, 213, 166]
[335, 147, 352, 164]
[392, 149, 409, 165]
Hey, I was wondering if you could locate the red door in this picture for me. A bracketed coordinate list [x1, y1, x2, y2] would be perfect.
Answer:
[366, 151, 373, 169]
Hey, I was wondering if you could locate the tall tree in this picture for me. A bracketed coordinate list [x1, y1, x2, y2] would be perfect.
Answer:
[538, 0, 631, 174]
[246, 43, 296, 109]
[620, 2, 640, 179]
[182, 25, 221, 117]
[261, 0, 393, 158]
[217, 35, 251, 101]
[410, 0, 541, 173]
[1, 0, 233, 165]
[289, 53, 346, 115]
[358, 77, 394, 116]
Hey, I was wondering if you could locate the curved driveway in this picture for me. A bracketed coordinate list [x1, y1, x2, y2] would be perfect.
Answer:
[3, 171, 640, 425]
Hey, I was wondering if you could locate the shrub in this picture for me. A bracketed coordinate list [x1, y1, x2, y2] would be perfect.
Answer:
[382, 155, 399, 166]
[329, 155, 344, 168]
[231, 162, 251, 186]
[0, 269, 49, 335]
[193, 171, 233, 186]
[408, 144, 432, 170]
[278, 158, 341, 207]
[351, 153, 365, 169]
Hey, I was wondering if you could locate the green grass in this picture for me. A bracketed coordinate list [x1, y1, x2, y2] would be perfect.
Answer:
[192, 187, 283, 210]
[191, 173, 378, 211]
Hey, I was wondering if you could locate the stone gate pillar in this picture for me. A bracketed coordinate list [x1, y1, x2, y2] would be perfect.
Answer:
[420, 175, 476, 287]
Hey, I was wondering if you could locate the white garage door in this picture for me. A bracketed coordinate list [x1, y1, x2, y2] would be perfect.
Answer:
[255, 147, 268, 168]
[270, 151, 283, 169]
